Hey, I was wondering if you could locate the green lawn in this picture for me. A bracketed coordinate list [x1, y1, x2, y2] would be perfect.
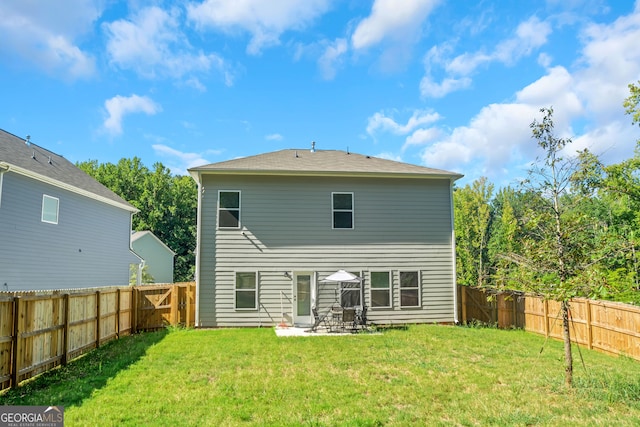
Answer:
[2, 325, 640, 426]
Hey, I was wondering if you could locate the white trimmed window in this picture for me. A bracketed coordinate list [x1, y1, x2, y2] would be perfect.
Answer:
[235, 272, 257, 310]
[340, 271, 362, 308]
[332, 192, 353, 229]
[399, 271, 420, 308]
[370, 271, 392, 308]
[41, 195, 59, 224]
[218, 190, 241, 228]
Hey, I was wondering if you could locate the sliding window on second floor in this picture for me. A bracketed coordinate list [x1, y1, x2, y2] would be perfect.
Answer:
[332, 192, 353, 229]
[218, 190, 241, 229]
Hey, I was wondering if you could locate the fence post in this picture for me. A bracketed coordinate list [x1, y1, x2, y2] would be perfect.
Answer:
[11, 296, 22, 388]
[186, 284, 192, 327]
[170, 285, 178, 326]
[585, 299, 593, 349]
[96, 290, 101, 348]
[132, 287, 138, 334]
[460, 285, 467, 324]
[543, 299, 550, 338]
[116, 289, 121, 339]
[62, 294, 70, 365]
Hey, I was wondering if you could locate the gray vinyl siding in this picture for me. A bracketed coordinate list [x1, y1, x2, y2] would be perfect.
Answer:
[0, 172, 137, 291]
[132, 234, 174, 283]
[197, 174, 456, 327]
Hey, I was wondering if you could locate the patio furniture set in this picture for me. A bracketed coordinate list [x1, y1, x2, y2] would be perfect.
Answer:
[309, 304, 369, 333]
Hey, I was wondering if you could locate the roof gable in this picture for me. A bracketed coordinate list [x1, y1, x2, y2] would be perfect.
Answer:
[131, 230, 175, 255]
[0, 129, 136, 211]
[189, 149, 463, 179]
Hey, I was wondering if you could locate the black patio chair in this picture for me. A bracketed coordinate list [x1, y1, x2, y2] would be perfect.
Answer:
[309, 307, 330, 332]
[355, 305, 368, 331]
[342, 308, 356, 332]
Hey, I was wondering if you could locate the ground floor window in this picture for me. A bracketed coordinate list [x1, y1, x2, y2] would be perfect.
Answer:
[399, 271, 420, 307]
[340, 271, 362, 307]
[235, 272, 257, 310]
[370, 271, 392, 308]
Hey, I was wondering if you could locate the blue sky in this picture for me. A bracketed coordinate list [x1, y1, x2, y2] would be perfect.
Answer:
[1, 0, 640, 187]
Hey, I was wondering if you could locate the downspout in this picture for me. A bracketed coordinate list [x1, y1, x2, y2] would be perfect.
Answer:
[194, 172, 203, 327]
[0, 163, 7, 208]
[449, 177, 459, 324]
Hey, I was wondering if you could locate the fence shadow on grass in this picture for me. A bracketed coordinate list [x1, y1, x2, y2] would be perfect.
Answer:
[0, 329, 168, 407]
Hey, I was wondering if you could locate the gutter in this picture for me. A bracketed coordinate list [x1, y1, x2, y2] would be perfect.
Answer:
[189, 168, 464, 181]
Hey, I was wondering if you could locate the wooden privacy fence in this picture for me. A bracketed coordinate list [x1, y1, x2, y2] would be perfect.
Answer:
[0, 282, 195, 392]
[458, 285, 640, 361]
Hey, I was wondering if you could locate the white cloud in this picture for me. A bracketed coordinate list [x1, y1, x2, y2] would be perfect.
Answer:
[574, 6, 640, 122]
[351, 0, 440, 50]
[153, 144, 213, 175]
[103, 95, 162, 135]
[0, 0, 98, 78]
[419, 76, 472, 98]
[187, 0, 331, 55]
[318, 38, 348, 80]
[421, 16, 552, 98]
[265, 133, 283, 141]
[404, 127, 441, 150]
[366, 109, 441, 136]
[104, 6, 232, 85]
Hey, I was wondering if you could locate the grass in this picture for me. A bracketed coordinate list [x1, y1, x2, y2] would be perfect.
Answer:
[2, 325, 640, 426]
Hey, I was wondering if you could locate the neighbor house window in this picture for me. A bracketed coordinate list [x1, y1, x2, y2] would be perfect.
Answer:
[219, 191, 240, 228]
[399, 271, 420, 308]
[340, 271, 362, 308]
[235, 272, 257, 310]
[370, 271, 392, 308]
[41, 195, 59, 224]
[332, 192, 353, 229]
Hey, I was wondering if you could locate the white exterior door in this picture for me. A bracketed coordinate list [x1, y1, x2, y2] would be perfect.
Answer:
[293, 272, 315, 326]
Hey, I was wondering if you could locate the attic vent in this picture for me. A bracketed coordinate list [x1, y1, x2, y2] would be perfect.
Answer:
[25, 135, 30, 145]
[311, 141, 316, 152]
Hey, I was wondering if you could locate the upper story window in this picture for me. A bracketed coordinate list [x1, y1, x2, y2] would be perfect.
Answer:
[41, 195, 59, 224]
[332, 192, 353, 229]
[218, 190, 240, 228]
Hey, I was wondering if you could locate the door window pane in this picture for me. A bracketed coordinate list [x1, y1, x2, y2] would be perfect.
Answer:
[297, 275, 311, 316]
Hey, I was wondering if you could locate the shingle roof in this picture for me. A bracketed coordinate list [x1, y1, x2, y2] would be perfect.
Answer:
[0, 129, 136, 211]
[189, 149, 463, 179]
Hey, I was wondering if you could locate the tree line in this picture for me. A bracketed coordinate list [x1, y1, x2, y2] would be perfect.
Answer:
[454, 81, 640, 307]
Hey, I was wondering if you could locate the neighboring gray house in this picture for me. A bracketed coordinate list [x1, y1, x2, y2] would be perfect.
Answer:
[0, 129, 140, 291]
[131, 230, 175, 284]
[189, 147, 463, 328]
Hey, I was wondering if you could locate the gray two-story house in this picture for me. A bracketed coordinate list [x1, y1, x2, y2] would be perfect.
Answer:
[0, 129, 140, 291]
[189, 147, 463, 328]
